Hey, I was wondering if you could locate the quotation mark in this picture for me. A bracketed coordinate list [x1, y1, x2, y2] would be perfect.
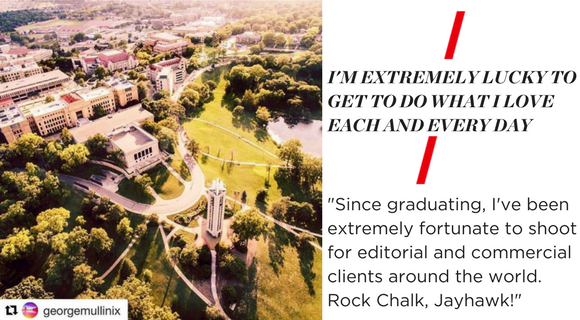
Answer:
[328, 198, 335, 204]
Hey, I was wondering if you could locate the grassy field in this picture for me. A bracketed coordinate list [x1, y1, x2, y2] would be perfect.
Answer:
[16, 19, 85, 32]
[183, 66, 285, 207]
[117, 178, 156, 204]
[61, 188, 85, 232]
[199, 157, 281, 208]
[171, 230, 197, 245]
[185, 66, 281, 156]
[116, 164, 184, 203]
[147, 164, 185, 200]
[102, 227, 207, 320]
[251, 226, 322, 320]
[185, 121, 282, 165]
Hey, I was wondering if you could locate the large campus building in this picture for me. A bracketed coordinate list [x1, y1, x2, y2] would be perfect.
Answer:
[0, 70, 72, 102]
[78, 87, 116, 115]
[145, 33, 189, 55]
[69, 106, 159, 173]
[207, 178, 227, 238]
[72, 50, 138, 74]
[103, 77, 139, 107]
[0, 56, 44, 83]
[56, 26, 94, 42]
[0, 98, 32, 143]
[0, 82, 138, 143]
[147, 57, 186, 93]
[107, 124, 160, 173]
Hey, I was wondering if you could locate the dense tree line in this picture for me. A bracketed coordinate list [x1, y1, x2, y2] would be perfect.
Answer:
[225, 52, 322, 120]
[0, 9, 56, 33]
[224, 2, 321, 35]
[0, 161, 115, 296]
[0, 163, 68, 217]
[271, 139, 322, 229]
[0, 132, 90, 174]
[142, 90, 184, 122]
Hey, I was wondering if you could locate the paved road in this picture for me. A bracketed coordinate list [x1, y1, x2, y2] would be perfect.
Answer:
[61, 131, 205, 217]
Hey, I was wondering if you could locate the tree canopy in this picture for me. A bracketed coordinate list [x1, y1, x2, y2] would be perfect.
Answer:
[231, 208, 270, 242]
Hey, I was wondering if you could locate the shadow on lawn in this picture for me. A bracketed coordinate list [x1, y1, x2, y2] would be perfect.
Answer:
[100, 227, 158, 292]
[201, 66, 227, 85]
[226, 259, 258, 320]
[231, 112, 257, 134]
[131, 227, 161, 277]
[266, 224, 291, 275]
[149, 165, 171, 193]
[273, 169, 311, 203]
[297, 241, 317, 296]
[254, 127, 269, 143]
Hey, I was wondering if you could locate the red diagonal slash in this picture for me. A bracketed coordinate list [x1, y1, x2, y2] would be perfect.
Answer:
[445, 11, 465, 59]
[416, 136, 437, 184]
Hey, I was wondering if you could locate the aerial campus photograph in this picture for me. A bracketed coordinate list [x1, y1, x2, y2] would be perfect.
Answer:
[0, 0, 322, 319]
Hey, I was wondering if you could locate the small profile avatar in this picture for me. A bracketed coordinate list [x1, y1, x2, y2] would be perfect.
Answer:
[22, 302, 38, 318]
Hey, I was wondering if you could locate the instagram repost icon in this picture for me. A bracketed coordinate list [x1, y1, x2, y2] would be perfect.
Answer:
[22, 302, 38, 318]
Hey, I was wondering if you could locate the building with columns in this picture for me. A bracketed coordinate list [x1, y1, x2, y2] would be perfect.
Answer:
[207, 179, 226, 238]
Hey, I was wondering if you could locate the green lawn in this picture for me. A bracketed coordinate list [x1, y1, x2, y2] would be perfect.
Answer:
[183, 66, 285, 207]
[102, 227, 207, 320]
[61, 188, 84, 231]
[146, 164, 185, 200]
[199, 157, 281, 208]
[185, 121, 281, 165]
[171, 230, 197, 246]
[237, 226, 322, 320]
[185, 66, 281, 157]
[117, 178, 156, 204]
[168, 149, 192, 181]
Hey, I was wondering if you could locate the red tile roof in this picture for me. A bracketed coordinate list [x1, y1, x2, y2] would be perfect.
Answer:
[98, 50, 133, 64]
[0, 97, 14, 105]
[83, 57, 97, 64]
[7, 48, 31, 55]
[61, 93, 82, 104]
[149, 57, 182, 70]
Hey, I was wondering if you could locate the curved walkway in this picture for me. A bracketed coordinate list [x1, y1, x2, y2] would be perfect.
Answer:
[159, 224, 213, 306]
[62, 65, 318, 320]
[61, 131, 206, 217]
[227, 197, 323, 251]
[210, 250, 229, 319]
[100, 234, 139, 280]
